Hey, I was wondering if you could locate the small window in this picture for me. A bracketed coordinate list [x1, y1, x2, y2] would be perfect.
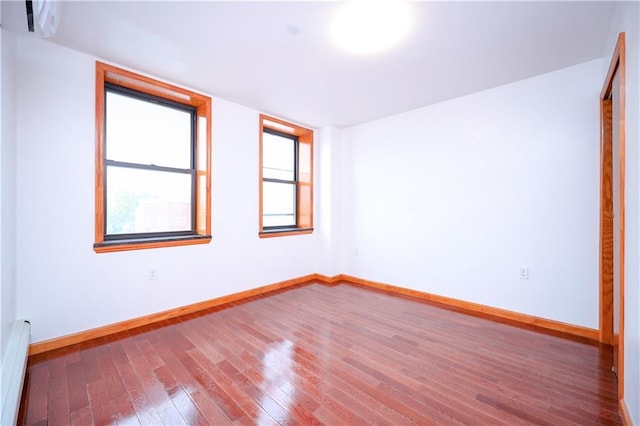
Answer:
[94, 62, 212, 252]
[259, 115, 313, 238]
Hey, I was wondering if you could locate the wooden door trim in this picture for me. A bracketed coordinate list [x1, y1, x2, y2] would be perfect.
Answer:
[599, 32, 625, 400]
[599, 97, 614, 345]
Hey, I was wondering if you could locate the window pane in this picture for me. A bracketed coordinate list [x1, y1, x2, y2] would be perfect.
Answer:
[106, 90, 192, 169]
[106, 166, 192, 235]
[264, 214, 296, 227]
[263, 132, 295, 180]
[263, 181, 295, 227]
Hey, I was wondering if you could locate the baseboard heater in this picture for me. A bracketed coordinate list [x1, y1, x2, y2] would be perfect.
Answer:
[1, 320, 31, 425]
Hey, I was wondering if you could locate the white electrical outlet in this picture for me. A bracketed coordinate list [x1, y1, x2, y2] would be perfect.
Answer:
[519, 267, 529, 280]
[148, 268, 158, 281]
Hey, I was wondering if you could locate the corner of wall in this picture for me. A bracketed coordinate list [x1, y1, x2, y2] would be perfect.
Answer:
[316, 125, 346, 277]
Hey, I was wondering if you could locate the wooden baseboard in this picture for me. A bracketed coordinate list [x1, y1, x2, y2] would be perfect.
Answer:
[29, 272, 601, 356]
[313, 273, 342, 284]
[336, 274, 600, 343]
[28, 274, 317, 356]
[620, 398, 633, 426]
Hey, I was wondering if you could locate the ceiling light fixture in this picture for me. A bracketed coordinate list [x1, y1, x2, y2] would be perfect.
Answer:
[329, 0, 412, 55]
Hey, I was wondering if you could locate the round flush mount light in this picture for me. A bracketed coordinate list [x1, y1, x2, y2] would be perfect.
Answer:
[330, 1, 413, 55]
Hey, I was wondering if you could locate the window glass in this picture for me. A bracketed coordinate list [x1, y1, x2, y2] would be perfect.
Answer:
[262, 132, 295, 181]
[106, 166, 192, 235]
[262, 181, 296, 227]
[105, 90, 192, 169]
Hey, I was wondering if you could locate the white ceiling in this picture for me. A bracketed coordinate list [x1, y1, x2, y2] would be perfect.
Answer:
[3, 1, 616, 128]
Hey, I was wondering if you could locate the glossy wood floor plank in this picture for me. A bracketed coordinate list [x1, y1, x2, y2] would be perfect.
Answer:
[19, 283, 622, 425]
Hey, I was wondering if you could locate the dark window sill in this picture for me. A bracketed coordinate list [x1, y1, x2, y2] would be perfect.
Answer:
[94, 234, 212, 253]
[259, 228, 314, 239]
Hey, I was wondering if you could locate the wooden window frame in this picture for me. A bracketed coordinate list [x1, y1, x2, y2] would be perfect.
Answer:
[259, 115, 313, 238]
[94, 61, 212, 252]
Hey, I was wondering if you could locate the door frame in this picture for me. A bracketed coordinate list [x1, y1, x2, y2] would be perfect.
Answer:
[599, 32, 625, 400]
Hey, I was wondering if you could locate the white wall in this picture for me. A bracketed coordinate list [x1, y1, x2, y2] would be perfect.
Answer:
[316, 126, 346, 277]
[606, 2, 640, 422]
[0, 25, 18, 363]
[14, 35, 319, 343]
[0, 0, 4, 366]
[341, 59, 603, 329]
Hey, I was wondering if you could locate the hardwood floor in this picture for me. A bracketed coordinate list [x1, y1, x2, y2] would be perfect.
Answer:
[19, 283, 621, 425]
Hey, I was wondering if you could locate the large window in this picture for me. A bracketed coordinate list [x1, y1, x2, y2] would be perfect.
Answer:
[94, 62, 212, 252]
[259, 115, 313, 237]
